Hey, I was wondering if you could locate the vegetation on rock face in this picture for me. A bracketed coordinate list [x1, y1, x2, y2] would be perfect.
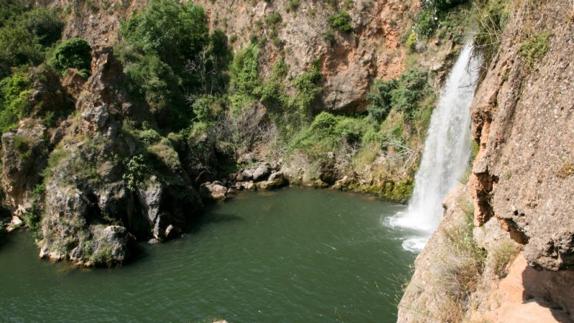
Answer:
[519, 32, 551, 68]
[0, 0, 466, 265]
[0, 71, 32, 132]
[0, 6, 63, 77]
[229, 43, 260, 112]
[0, 4, 68, 134]
[435, 199, 486, 321]
[116, 0, 231, 130]
[413, 0, 470, 38]
[473, 0, 510, 67]
[48, 38, 92, 77]
[328, 10, 353, 33]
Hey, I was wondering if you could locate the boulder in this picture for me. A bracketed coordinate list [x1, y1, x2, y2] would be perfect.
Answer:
[200, 181, 229, 201]
[332, 175, 352, 190]
[252, 164, 271, 182]
[236, 169, 254, 181]
[235, 181, 256, 191]
[87, 225, 129, 266]
[256, 171, 287, 190]
[6, 216, 24, 232]
[164, 224, 181, 240]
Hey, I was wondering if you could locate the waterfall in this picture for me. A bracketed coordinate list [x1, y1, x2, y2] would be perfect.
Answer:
[387, 41, 482, 252]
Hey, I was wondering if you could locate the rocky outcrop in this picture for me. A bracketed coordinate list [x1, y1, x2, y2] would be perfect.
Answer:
[0, 66, 74, 213]
[35, 50, 204, 266]
[469, 0, 574, 271]
[1, 120, 48, 211]
[400, 1, 574, 321]
[200, 181, 231, 202]
[233, 164, 288, 192]
[196, 0, 417, 112]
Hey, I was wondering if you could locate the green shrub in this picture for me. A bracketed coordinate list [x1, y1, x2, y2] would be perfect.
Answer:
[290, 112, 373, 156]
[405, 31, 417, 52]
[414, 0, 470, 38]
[118, 0, 230, 130]
[230, 43, 260, 98]
[123, 154, 147, 191]
[473, 0, 509, 66]
[328, 10, 353, 33]
[290, 61, 322, 113]
[259, 58, 289, 107]
[0, 71, 32, 132]
[121, 52, 177, 113]
[22, 183, 45, 238]
[192, 95, 225, 122]
[367, 69, 430, 122]
[121, 0, 208, 65]
[367, 79, 398, 122]
[48, 38, 92, 76]
[0, 1, 25, 28]
[390, 69, 429, 118]
[519, 32, 551, 68]
[0, 23, 44, 70]
[22, 8, 64, 47]
[0, 7, 63, 74]
[265, 12, 282, 26]
[228, 43, 260, 112]
[433, 0, 469, 10]
[414, 8, 439, 38]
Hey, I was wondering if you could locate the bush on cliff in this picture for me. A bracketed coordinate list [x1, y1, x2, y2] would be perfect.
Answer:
[367, 68, 430, 122]
[414, 0, 470, 38]
[0, 71, 32, 132]
[0, 7, 63, 76]
[48, 38, 92, 77]
[229, 43, 260, 113]
[117, 0, 231, 130]
[328, 10, 353, 33]
[473, 0, 509, 66]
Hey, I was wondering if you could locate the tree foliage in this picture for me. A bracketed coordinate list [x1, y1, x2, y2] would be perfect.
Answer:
[117, 0, 231, 130]
[49, 38, 92, 76]
[0, 7, 63, 76]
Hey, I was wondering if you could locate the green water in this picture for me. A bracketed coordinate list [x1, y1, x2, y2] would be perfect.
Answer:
[0, 188, 414, 322]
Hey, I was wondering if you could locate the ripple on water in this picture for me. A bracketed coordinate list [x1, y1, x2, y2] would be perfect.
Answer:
[0, 189, 415, 323]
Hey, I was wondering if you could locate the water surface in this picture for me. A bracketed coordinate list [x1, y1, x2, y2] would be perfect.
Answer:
[0, 188, 414, 322]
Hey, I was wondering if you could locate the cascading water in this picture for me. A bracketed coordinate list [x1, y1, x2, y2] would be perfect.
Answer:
[387, 41, 482, 252]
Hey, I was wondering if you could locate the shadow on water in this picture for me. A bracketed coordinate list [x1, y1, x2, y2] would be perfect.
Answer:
[0, 230, 8, 252]
[124, 203, 245, 266]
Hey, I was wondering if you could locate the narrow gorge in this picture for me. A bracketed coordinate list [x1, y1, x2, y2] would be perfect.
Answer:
[0, 0, 572, 322]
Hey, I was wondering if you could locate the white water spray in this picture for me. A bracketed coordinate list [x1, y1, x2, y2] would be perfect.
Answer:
[387, 41, 482, 252]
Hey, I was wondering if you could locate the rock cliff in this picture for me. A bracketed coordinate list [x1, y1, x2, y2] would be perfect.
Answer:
[399, 0, 574, 321]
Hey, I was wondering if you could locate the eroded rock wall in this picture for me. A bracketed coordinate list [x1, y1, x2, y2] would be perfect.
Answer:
[400, 0, 574, 321]
[40, 0, 418, 112]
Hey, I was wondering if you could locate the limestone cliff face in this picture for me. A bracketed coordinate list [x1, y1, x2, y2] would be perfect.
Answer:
[469, 0, 574, 271]
[41, 0, 418, 112]
[195, 0, 417, 112]
[399, 0, 574, 321]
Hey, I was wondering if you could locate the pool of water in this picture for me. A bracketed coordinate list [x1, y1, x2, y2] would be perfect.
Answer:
[0, 188, 414, 323]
